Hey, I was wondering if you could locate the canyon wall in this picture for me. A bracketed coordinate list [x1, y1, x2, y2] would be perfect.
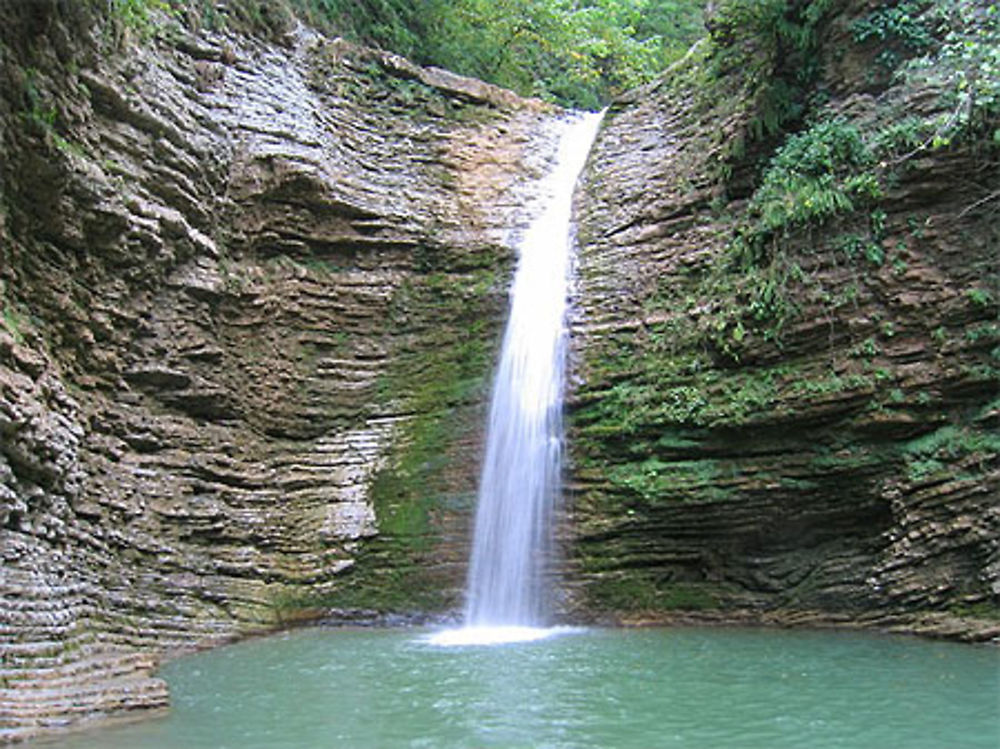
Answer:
[0, 4, 561, 740]
[565, 1, 998, 638]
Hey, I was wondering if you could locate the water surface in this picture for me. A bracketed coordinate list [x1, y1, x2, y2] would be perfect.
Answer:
[40, 627, 999, 749]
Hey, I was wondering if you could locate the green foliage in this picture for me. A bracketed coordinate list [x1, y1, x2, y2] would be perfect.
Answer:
[852, 1, 935, 48]
[735, 119, 881, 264]
[709, 0, 999, 341]
[636, 0, 707, 56]
[2, 302, 27, 344]
[705, 118, 890, 340]
[110, 0, 170, 26]
[852, 0, 936, 71]
[838, 1, 1000, 224]
[966, 322, 999, 344]
[791, 371, 877, 396]
[98, 0, 705, 108]
[275, 0, 424, 56]
[966, 287, 995, 309]
[19, 67, 89, 158]
[574, 341, 789, 451]
[902, 424, 1000, 481]
[608, 457, 732, 503]
[900, 1, 1000, 143]
[405, 0, 706, 109]
[105, 0, 176, 41]
[708, 0, 835, 146]
[22, 67, 57, 130]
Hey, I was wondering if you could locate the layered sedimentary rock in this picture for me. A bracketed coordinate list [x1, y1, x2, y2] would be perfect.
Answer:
[565, 4, 998, 638]
[0, 5, 561, 740]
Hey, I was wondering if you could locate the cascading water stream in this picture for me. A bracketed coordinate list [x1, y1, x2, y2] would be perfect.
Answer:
[431, 111, 603, 646]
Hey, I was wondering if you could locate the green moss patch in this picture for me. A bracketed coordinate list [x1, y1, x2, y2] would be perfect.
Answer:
[586, 575, 722, 613]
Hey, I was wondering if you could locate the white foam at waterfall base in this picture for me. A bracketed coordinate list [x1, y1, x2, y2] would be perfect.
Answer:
[424, 625, 580, 647]
[430, 110, 603, 648]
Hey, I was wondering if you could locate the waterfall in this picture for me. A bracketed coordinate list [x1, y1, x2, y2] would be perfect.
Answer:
[460, 110, 604, 636]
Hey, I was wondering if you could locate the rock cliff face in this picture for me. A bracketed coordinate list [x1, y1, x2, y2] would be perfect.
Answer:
[565, 2, 998, 637]
[0, 4, 561, 740]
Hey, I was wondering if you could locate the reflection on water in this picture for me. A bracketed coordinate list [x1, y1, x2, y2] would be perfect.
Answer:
[34, 627, 1000, 749]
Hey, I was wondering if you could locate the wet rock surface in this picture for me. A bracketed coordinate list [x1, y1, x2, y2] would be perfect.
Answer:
[0, 7, 561, 741]
[565, 17, 998, 639]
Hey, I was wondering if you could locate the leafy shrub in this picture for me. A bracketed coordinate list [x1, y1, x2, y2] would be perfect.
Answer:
[901, 1, 1000, 142]
[851, 1, 936, 51]
[708, 0, 835, 145]
[735, 119, 881, 263]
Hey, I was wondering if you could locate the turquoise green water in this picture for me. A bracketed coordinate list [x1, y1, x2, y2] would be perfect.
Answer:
[40, 627, 999, 749]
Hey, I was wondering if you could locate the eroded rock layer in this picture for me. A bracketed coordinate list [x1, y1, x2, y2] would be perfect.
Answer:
[0, 5, 562, 740]
[565, 5, 999, 638]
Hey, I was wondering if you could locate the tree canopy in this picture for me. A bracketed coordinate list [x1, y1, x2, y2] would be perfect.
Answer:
[409, 0, 706, 109]
[155, 0, 706, 109]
